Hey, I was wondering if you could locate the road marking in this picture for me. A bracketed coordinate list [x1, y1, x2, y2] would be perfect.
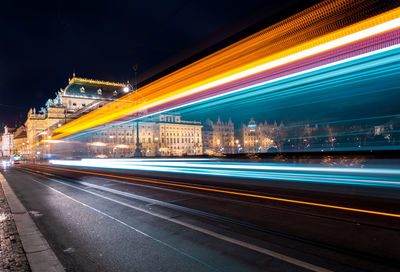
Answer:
[30, 165, 400, 218]
[26, 177, 221, 272]
[27, 174, 331, 272]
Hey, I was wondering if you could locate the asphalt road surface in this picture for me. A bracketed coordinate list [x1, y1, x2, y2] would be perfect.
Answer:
[1, 163, 400, 272]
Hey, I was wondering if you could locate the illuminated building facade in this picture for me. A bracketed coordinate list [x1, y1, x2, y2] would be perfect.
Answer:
[240, 119, 279, 153]
[88, 114, 203, 157]
[158, 114, 202, 156]
[12, 126, 28, 156]
[203, 118, 234, 154]
[2, 126, 15, 158]
[25, 75, 126, 156]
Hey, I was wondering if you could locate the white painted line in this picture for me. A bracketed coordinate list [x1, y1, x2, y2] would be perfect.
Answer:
[0, 173, 64, 272]
[27, 177, 221, 272]
[31, 175, 331, 272]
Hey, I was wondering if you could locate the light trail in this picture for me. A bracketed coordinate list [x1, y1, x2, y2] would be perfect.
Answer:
[28, 164, 400, 218]
[48, 158, 400, 187]
[59, 30, 400, 141]
[50, 4, 400, 140]
[140, 40, 400, 123]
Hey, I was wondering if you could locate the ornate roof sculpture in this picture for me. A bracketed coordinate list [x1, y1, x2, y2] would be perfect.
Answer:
[45, 91, 63, 108]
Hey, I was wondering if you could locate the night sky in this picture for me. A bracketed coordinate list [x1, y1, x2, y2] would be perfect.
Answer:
[0, 0, 304, 127]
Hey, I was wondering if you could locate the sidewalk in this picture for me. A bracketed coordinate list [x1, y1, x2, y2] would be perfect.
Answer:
[0, 181, 31, 271]
[0, 172, 64, 272]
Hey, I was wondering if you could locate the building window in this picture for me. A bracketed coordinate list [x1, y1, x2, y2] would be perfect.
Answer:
[98, 88, 102, 95]
[73, 103, 77, 106]
[80, 87, 85, 93]
[82, 104, 86, 107]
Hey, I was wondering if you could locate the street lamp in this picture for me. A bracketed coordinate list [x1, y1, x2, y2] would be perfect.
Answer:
[126, 64, 143, 157]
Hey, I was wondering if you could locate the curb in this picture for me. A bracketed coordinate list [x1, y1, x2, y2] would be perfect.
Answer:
[0, 173, 64, 272]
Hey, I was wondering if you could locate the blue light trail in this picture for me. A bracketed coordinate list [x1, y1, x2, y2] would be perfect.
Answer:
[49, 158, 400, 188]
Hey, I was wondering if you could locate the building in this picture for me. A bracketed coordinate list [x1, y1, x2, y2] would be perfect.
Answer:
[240, 119, 279, 153]
[59, 75, 126, 115]
[158, 114, 202, 156]
[13, 126, 28, 156]
[25, 75, 127, 156]
[87, 113, 203, 157]
[2, 126, 16, 158]
[202, 117, 234, 154]
[0, 132, 2, 158]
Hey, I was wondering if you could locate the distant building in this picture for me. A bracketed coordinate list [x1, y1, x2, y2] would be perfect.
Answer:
[374, 123, 393, 136]
[13, 126, 28, 156]
[240, 118, 279, 153]
[2, 126, 16, 158]
[202, 117, 234, 154]
[0, 132, 2, 158]
[158, 114, 202, 156]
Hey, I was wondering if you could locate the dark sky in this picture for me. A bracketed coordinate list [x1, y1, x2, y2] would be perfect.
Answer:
[0, 0, 303, 127]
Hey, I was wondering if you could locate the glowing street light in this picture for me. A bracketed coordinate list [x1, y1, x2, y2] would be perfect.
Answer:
[115, 144, 129, 149]
[89, 142, 107, 147]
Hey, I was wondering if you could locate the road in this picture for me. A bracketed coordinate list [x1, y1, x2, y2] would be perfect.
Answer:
[1, 161, 400, 272]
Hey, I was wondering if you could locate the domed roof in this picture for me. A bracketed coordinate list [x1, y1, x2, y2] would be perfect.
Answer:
[63, 77, 126, 99]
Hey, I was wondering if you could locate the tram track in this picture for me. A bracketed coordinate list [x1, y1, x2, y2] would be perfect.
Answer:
[17, 165, 400, 270]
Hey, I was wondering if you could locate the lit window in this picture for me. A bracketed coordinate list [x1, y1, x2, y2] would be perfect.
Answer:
[98, 88, 102, 95]
[80, 87, 85, 93]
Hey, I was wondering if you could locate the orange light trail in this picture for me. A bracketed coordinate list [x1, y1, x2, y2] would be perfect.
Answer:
[51, 1, 400, 140]
[29, 164, 400, 219]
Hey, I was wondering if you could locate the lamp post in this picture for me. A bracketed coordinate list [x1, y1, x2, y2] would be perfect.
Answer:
[134, 119, 142, 157]
[125, 64, 143, 157]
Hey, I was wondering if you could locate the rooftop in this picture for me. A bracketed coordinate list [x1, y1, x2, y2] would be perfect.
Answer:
[63, 75, 127, 99]
[68, 76, 125, 87]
